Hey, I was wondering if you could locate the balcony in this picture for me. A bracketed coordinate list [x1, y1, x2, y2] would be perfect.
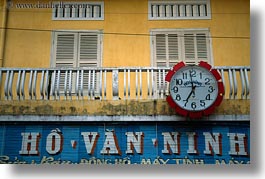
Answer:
[0, 66, 250, 101]
[0, 66, 250, 120]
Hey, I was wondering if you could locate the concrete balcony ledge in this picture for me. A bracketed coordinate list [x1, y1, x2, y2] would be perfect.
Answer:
[0, 99, 250, 121]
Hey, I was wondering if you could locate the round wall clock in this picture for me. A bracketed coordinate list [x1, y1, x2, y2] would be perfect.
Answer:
[165, 61, 224, 118]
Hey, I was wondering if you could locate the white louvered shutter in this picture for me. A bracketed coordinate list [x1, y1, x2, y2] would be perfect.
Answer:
[168, 34, 180, 67]
[54, 33, 77, 67]
[183, 33, 196, 65]
[154, 30, 210, 66]
[154, 33, 180, 68]
[154, 33, 181, 95]
[79, 33, 99, 67]
[154, 34, 166, 95]
[52, 31, 101, 96]
[155, 34, 167, 67]
[152, 30, 211, 97]
[78, 33, 100, 94]
[183, 32, 209, 65]
[54, 32, 78, 93]
[196, 33, 208, 61]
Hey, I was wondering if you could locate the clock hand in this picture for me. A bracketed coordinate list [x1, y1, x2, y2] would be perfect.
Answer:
[185, 90, 193, 102]
[189, 69, 196, 98]
[184, 69, 197, 106]
[185, 86, 196, 101]
[191, 85, 196, 98]
[190, 72, 194, 89]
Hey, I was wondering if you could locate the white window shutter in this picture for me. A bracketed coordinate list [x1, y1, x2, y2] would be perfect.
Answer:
[155, 33, 180, 68]
[184, 33, 196, 65]
[152, 29, 211, 98]
[54, 32, 77, 67]
[196, 33, 208, 61]
[154, 30, 210, 66]
[183, 32, 209, 65]
[168, 34, 180, 67]
[53, 32, 78, 94]
[52, 31, 101, 97]
[155, 34, 167, 67]
[78, 33, 99, 66]
[78, 33, 100, 94]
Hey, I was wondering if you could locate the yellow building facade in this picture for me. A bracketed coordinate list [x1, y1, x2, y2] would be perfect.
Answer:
[0, 0, 250, 165]
[1, 0, 249, 68]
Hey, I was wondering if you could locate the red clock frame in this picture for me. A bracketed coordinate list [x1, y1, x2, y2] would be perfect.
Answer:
[165, 61, 225, 118]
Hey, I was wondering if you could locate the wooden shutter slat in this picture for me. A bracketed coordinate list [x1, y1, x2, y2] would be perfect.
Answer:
[79, 34, 98, 63]
[184, 33, 195, 61]
[155, 34, 167, 61]
[168, 34, 179, 64]
[78, 33, 100, 95]
[55, 34, 76, 61]
[196, 33, 208, 59]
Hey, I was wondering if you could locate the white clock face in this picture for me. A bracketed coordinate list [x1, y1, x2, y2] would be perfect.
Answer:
[169, 66, 218, 111]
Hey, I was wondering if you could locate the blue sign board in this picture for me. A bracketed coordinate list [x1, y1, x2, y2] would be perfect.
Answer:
[0, 122, 250, 164]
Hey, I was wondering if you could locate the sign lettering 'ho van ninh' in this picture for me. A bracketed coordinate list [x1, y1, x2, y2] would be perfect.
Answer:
[0, 122, 249, 164]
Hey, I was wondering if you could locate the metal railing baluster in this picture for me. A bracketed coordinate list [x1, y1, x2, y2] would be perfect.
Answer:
[16, 70, 22, 100]
[56, 70, 60, 100]
[228, 69, 233, 99]
[104, 69, 107, 100]
[8, 70, 14, 100]
[40, 70, 45, 100]
[139, 69, 142, 99]
[123, 69, 126, 99]
[232, 69, 238, 99]
[92, 70, 96, 98]
[128, 69, 130, 99]
[28, 70, 33, 100]
[44, 70, 49, 100]
[135, 69, 138, 99]
[239, 68, 246, 99]
[32, 70, 37, 100]
[80, 70, 84, 99]
[244, 68, 250, 99]
[68, 70, 72, 100]
[4, 70, 10, 100]
[64, 70, 68, 100]
[99, 69, 102, 99]
[76, 70, 80, 99]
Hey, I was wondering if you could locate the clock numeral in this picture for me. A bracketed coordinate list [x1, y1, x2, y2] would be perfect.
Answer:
[205, 78, 211, 85]
[182, 72, 188, 79]
[176, 79, 183, 85]
[200, 72, 203, 79]
[183, 100, 188, 107]
[175, 94, 181, 101]
[205, 94, 212, 101]
[189, 69, 196, 77]
[200, 100, 206, 107]
[208, 86, 214, 93]
[191, 102, 197, 109]
[172, 86, 178, 93]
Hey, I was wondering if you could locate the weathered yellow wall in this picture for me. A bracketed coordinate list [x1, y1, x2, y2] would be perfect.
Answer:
[2, 0, 250, 68]
[0, 0, 7, 67]
[0, 99, 250, 116]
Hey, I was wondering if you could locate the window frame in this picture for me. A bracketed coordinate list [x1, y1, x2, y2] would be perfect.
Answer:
[148, 0, 211, 20]
[150, 28, 214, 67]
[50, 30, 103, 97]
[52, 1, 104, 21]
[51, 30, 103, 68]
